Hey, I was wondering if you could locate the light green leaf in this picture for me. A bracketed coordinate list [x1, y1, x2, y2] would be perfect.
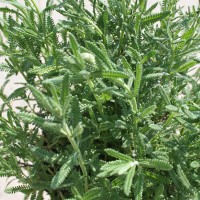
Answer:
[134, 64, 143, 97]
[83, 187, 102, 200]
[19, 112, 62, 133]
[140, 159, 172, 171]
[51, 158, 73, 189]
[166, 105, 178, 112]
[61, 72, 70, 108]
[141, 11, 170, 25]
[69, 33, 79, 57]
[134, 173, 144, 200]
[177, 165, 191, 190]
[92, 70, 130, 79]
[158, 84, 170, 105]
[140, 105, 156, 118]
[124, 166, 136, 196]
[171, 61, 197, 74]
[149, 124, 163, 131]
[105, 148, 133, 162]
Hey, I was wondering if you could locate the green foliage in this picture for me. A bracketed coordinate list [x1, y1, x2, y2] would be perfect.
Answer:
[0, 0, 200, 199]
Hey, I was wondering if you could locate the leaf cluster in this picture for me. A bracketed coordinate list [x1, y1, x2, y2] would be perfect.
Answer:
[0, 0, 200, 199]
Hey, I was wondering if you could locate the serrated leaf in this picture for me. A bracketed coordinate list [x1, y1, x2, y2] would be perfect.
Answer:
[61, 72, 70, 108]
[141, 11, 170, 25]
[153, 184, 164, 200]
[177, 165, 191, 190]
[51, 157, 73, 189]
[171, 61, 197, 74]
[31, 146, 65, 165]
[83, 187, 102, 200]
[166, 105, 178, 112]
[134, 64, 143, 97]
[5, 185, 31, 194]
[141, 50, 156, 64]
[181, 27, 195, 40]
[140, 105, 156, 118]
[124, 166, 136, 196]
[182, 107, 197, 120]
[92, 70, 130, 79]
[158, 84, 170, 105]
[19, 112, 62, 133]
[68, 33, 79, 57]
[149, 124, 163, 131]
[27, 84, 53, 113]
[99, 121, 113, 131]
[73, 122, 83, 137]
[175, 117, 198, 131]
[140, 159, 172, 171]
[126, 46, 141, 61]
[71, 96, 81, 128]
[86, 41, 112, 69]
[7, 87, 26, 101]
[134, 173, 144, 200]
[28, 65, 62, 75]
[118, 162, 134, 175]
[98, 160, 126, 177]
[105, 148, 133, 162]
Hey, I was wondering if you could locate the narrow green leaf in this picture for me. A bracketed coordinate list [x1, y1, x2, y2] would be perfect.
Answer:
[105, 148, 133, 162]
[124, 166, 136, 196]
[140, 159, 172, 171]
[51, 158, 73, 189]
[141, 50, 156, 64]
[98, 160, 126, 177]
[61, 72, 70, 107]
[47, 83, 60, 104]
[83, 187, 102, 200]
[182, 107, 197, 120]
[140, 105, 156, 118]
[19, 112, 62, 133]
[86, 41, 112, 69]
[166, 105, 178, 112]
[149, 124, 163, 131]
[126, 47, 141, 61]
[158, 84, 170, 105]
[92, 70, 130, 79]
[27, 84, 53, 112]
[134, 173, 144, 200]
[69, 33, 79, 57]
[145, 2, 158, 14]
[141, 11, 170, 25]
[153, 184, 164, 200]
[171, 61, 197, 74]
[48, 97, 62, 118]
[177, 165, 191, 190]
[71, 96, 81, 127]
[134, 64, 143, 97]
[175, 117, 198, 131]
[31, 146, 65, 165]
[118, 162, 134, 175]
[28, 65, 62, 75]
[5, 185, 31, 194]
[99, 121, 113, 131]
[73, 122, 83, 137]
[181, 27, 195, 40]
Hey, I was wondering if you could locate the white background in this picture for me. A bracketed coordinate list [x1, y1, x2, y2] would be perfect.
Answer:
[0, 0, 199, 199]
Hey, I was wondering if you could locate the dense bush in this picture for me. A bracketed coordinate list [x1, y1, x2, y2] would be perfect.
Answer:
[0, 0, 200, 199]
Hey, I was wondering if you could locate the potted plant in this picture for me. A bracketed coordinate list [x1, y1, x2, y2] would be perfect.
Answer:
[0, 0, 199, 199]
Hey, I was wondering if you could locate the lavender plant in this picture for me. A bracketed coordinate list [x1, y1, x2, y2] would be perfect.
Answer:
[0, 0, 200, 199]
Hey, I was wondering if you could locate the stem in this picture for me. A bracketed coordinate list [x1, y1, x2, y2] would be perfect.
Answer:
[61, 123, 88, 192]
[29, 0, 43, 23]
